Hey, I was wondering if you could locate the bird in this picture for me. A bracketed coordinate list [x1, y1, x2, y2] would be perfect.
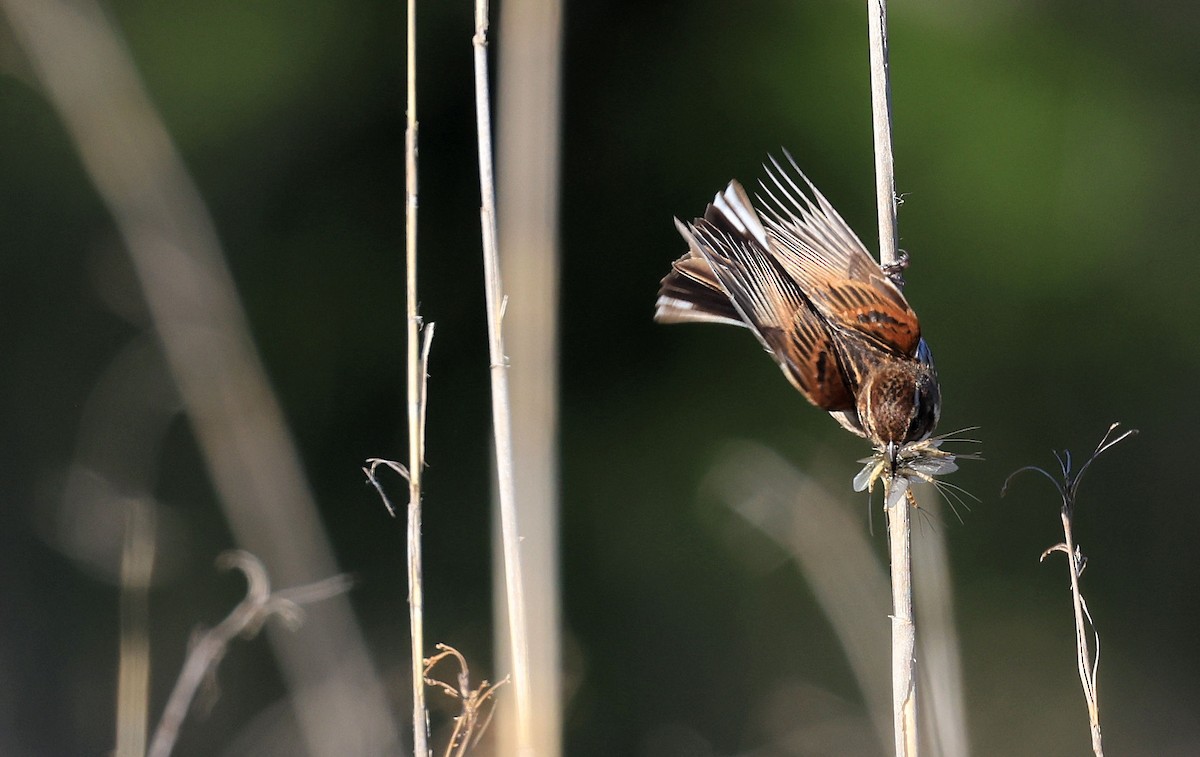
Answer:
[655, 152, 940, 462]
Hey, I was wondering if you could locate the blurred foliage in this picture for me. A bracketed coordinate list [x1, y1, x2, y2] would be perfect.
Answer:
[2, 0, 1199, 755]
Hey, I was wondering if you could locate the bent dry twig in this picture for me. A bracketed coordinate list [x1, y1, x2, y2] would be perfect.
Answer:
[425, 644, 508, 757]
[147, 551, 353, 757]
[1002, 422, 1138, 757]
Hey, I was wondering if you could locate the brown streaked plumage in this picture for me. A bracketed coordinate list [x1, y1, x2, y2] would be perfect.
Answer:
[656, 153, 940, 451]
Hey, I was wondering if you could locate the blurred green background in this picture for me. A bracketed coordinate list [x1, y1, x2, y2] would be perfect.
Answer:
[3, 0, 1199, 755]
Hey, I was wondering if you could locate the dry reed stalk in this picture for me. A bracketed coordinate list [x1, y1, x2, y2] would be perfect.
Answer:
[403, 0, 432, 754]
[865, 0, 918, 752]
[886, 484, 918, 756]
[868, 0, 901, 271]
[471, 1, 535, 753]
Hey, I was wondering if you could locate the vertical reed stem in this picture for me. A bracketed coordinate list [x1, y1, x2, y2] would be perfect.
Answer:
[887, 485, 918, 756]
[868, 0, 900, 270]
[403, 0, 430, 754]
[868, 0, 918, 752]
[472, 2, 534, 753]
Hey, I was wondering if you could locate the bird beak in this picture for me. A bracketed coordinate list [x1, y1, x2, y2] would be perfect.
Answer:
[885, 441, 897, 466]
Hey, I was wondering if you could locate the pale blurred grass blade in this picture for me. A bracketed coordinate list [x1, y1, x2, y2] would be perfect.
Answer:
[115, 500, 155, 757]
[493, 0, 564, 754]
[912, 485, 969, 757]
[708, 442, 892, 753]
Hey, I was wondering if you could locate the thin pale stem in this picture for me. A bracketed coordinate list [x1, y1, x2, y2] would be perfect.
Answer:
[472, 3, 534, 754]
[1061, 511, 1104, 756]
[868, 0, 917, 751]
[403, 0, 430, 754]
[887, 484, 918, 756]
[868, 0, 900, 270]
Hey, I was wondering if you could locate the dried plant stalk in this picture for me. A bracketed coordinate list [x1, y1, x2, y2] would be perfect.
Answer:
[1051, 510, 1104, 757]
[886, 483, 918, 756]
[868, 0, 901, 271]
[471, 1, 535, 752]
[866, 0, 918, 752]
[403, 0, 432, 753]
[1004, 422, 1136, 757]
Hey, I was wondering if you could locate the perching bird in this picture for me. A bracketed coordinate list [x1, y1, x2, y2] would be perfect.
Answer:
[656, 153, 940, 460]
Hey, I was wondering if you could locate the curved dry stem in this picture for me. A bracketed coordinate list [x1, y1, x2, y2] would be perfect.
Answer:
[424, 644, 509, 757]
[1002, 465, 1067, 503]
[146, 551, 352, 757]
[363, 458, 412, 519]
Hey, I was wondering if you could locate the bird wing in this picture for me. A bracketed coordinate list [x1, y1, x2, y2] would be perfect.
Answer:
[672, 183, 856, 411]
[756, 152, 922, 357]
